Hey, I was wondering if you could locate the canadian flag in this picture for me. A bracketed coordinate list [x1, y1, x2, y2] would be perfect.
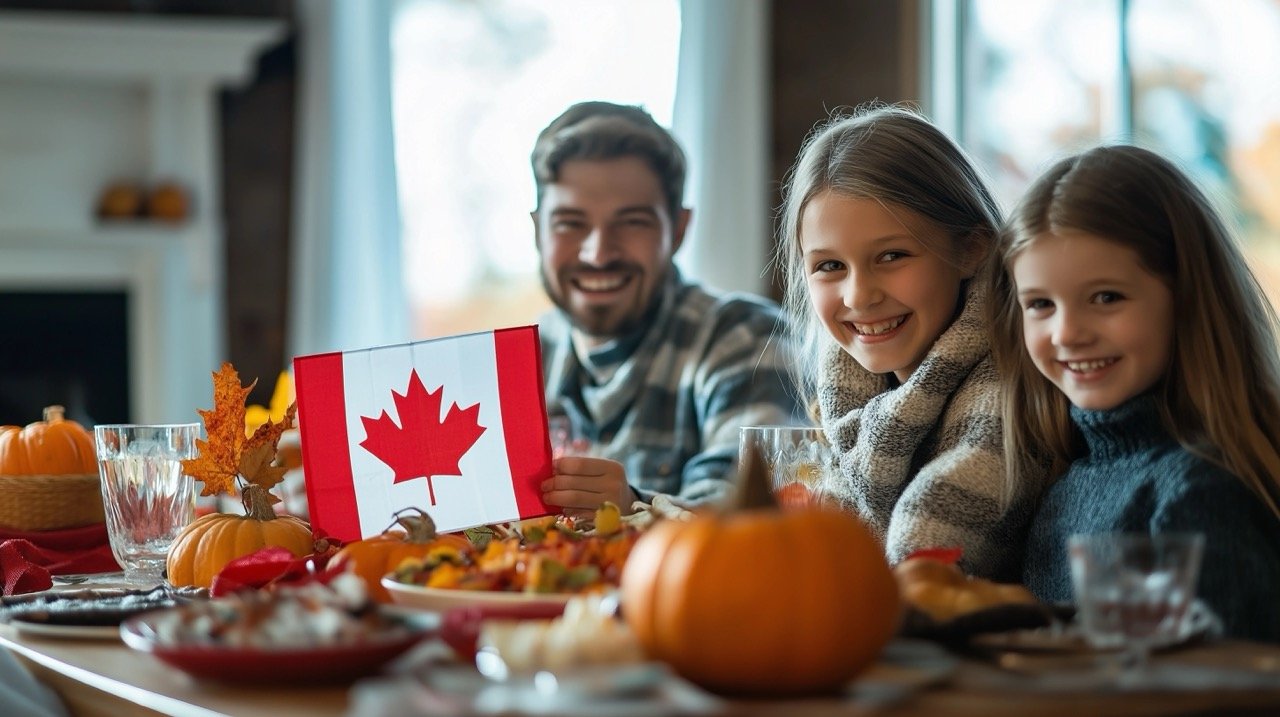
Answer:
[293, 326, 553, 542]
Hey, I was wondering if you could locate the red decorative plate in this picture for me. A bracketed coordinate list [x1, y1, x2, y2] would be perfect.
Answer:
[119, 608, 436, 684]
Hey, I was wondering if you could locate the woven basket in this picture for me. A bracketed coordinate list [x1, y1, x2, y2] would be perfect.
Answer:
[0, 473, 105, 531]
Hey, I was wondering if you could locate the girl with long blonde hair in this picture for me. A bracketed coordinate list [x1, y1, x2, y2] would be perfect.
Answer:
[777, 105, 1046, 580]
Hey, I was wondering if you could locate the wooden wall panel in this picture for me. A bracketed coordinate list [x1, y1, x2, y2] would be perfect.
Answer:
[768, 0, 921, 298]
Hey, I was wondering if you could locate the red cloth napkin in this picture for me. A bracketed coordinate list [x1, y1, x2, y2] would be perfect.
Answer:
[210, 545, 341, 597]
[0, 523, 122, 596]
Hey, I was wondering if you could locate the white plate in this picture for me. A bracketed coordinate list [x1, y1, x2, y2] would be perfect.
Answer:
[477, 657, 669, 698]
[381, 578, 576, 613]
[8, 617, 120, 641]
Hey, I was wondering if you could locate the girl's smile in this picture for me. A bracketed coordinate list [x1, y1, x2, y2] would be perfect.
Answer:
[848, 314, 910, 339]
[1060, 357, 1119, 375]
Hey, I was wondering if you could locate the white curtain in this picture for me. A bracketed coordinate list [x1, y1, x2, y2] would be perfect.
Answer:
[672, 0, 771, 296]
[289, 0, 409, 359]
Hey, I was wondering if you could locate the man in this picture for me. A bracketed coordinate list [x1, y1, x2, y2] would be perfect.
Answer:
[531, 101, 801, 516]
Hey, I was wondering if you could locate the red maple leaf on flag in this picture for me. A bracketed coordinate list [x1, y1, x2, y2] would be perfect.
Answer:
[359, 369, 487, 505]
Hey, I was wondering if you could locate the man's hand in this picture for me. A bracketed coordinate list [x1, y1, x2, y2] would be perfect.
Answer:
[541, 456, 637, 519]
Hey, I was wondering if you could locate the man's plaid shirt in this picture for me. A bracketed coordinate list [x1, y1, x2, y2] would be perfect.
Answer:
[540, 270, 802, 506]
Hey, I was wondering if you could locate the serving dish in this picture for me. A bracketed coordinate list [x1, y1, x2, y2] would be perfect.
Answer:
[119, 607, 436, 684]
[382, 578, 578, 613]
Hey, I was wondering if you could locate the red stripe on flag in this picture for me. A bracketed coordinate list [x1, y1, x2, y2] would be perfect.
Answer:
[493, 326, 553, 518]
[293, 352, 362, 543]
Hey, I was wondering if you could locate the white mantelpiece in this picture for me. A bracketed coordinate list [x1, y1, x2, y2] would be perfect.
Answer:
[0, 11, 284, 423]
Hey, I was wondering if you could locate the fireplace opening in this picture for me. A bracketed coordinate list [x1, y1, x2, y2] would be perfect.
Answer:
[0, 291, 131, 427]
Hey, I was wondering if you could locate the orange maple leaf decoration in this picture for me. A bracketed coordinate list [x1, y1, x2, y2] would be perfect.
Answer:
[182, 363, 296, 505]
[359, 369, 486, 506]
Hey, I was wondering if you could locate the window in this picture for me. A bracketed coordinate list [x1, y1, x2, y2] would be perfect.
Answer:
[938, 0, 1280, 303]
[390, 0, 680, 338]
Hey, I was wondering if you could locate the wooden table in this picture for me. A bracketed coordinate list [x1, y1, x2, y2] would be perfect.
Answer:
[0, 624, 348, 717]
[6, 622, 1280, 717]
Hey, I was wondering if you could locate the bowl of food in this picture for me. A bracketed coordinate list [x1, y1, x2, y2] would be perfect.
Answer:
[382, 512, 641, 613]
[119, 574, 436, 684]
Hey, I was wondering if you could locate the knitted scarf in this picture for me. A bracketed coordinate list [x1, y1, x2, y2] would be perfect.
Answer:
[817, 282, 1038, 580]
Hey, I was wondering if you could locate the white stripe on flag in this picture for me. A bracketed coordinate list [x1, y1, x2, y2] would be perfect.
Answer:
[340, 332, 520, 534]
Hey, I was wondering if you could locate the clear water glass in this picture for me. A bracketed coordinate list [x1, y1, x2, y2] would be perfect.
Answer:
[94, 423, 200, 586]
[738, 426, 833, 506]
[1068, 532, 1205, 678]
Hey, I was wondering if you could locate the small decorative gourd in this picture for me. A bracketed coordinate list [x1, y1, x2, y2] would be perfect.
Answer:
[332, 508, 472, 602]
[166, 485, 313, 588]
[165, 364, 314, 588]
[620, 445, 901, 696]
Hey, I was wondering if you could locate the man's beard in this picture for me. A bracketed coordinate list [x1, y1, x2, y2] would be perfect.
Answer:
[542, 262, 668, 340]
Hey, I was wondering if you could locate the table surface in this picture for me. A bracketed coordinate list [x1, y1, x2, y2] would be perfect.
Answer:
[6, 619, 1280, 717]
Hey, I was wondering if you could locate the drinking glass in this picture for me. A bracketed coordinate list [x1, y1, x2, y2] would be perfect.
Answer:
[1068, 532, 1205, 679]
[548, 415, 592, 459]
[738, 426, 832, 506]
[94, 423, 200, 586]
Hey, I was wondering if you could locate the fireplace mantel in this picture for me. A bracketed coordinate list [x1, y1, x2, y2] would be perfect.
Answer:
[0, 11, 284, 423]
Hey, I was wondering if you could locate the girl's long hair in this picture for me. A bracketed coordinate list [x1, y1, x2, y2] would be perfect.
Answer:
[990, 145, 1280, 519]
[775, 104, 1002, 411]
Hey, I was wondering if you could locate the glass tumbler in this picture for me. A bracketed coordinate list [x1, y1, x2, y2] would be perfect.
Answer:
[738, 425, 832, 506]
[94, 423, 200, 586]
[1068, 532, 1205, 676]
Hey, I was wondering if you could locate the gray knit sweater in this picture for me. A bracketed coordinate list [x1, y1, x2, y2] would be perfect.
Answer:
[1023, 395, 1280, 643]
[817, 283, 1040, 581]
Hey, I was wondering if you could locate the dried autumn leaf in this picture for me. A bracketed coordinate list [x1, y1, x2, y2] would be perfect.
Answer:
[245, 402, 296, 463]
[182, 450, 238, 498]
[237, 442, 286, 504]
[237, 401, 294, 498]
[359, 369, 486, 506]
[182, 364, 256, 497]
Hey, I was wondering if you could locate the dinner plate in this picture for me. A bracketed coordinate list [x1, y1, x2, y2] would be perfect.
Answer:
[0, 585, 200, 638]
[7, 618, 120, 641]
[899, 602, 1067, 642]
[381, 578, 577, 613]
[119, 607, 437, 684]
[475, 655, 669, 698]
[970, 599, 1221, 655]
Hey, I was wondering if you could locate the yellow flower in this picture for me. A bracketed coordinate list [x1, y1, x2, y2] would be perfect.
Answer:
[244, 371, 295, 437]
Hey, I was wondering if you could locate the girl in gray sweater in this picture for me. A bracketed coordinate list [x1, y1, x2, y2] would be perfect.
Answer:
[990, 145, 1280, 642]
[775, 106, 1046, 580]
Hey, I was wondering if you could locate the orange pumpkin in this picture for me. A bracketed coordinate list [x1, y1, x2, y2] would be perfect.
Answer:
[332, 509, 472, 602]
[0, 406, 96, 475]
[166, 485, 313, 588]
[620, 446, 900, 696]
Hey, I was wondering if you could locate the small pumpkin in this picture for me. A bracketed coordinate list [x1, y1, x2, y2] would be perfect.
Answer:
[620, 445, 901, 696]
[0, 405, 96, 475]
[332, 508, 472, 602]
[166, 364, 313, 589]
[167, 484, 313, 588]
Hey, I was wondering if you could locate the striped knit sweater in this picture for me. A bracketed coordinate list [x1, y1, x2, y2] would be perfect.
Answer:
[816, 282, 1042, 580]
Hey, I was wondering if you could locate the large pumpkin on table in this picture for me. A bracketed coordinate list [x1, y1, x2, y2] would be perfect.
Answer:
[0, 406, 96, 475]
[620, 447, 901, 696]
